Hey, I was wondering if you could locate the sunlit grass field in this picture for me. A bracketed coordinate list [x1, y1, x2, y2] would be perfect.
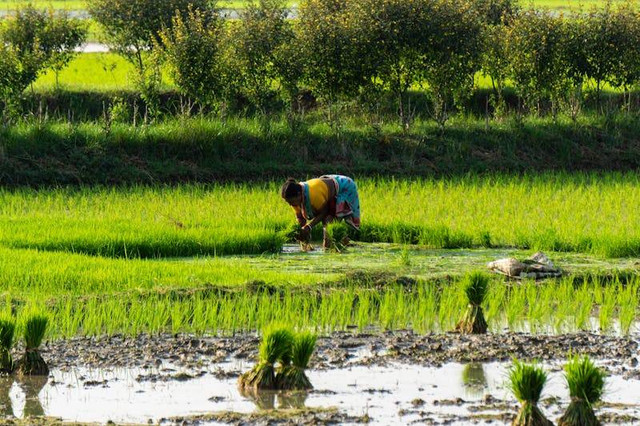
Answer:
[2, 175, 639, 259]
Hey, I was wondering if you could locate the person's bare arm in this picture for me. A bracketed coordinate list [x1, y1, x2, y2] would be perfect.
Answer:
[296, 212, 306, 227]
[305, 208, 328, 229]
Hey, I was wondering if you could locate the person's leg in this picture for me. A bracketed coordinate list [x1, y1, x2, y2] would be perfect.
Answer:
[323, 216, 334, 250]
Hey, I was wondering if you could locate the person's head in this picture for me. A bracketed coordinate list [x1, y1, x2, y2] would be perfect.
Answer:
[281, 178, 302, 206]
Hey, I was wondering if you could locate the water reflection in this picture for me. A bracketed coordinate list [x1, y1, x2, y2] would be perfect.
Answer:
[18, 375, 48, 417]
[239, 387, 308, 410]
[278, 390, 308, 409]
[0, 376, 13, 417]
[461, 363, 487, 398]
[239, 388, 276, 410]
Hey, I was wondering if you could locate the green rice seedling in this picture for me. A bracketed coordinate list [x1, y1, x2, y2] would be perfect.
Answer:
[508, 359, 552, 426]
[16, 315, 49, 376]
[573, 284, 593, 331]
[558, 355, 606, 426]
[507, 284, 527, 331]
[325, 221, 350, 252]
[238, 326, 294, 391]
[618, 281, 638, 335]
[526, 284, 546, 333]
[455, 272, 489, 334]
[0, 319, 15, 374]
[398, 245, 412, 267]
[277, 332, 317, 390]
[598, 284, 617, 332]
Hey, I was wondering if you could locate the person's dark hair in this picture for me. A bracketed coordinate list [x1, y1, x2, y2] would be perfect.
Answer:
[281, 178, 302, 199]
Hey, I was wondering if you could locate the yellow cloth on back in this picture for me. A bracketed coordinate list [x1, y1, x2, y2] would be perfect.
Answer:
[293, 178, 329, 218]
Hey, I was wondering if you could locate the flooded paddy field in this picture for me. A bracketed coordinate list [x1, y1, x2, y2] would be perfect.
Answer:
[0, 181, 638, 424]
[1, 331, 640, 425]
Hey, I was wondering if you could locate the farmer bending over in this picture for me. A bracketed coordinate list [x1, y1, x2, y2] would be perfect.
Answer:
[281, 175, 361, 249]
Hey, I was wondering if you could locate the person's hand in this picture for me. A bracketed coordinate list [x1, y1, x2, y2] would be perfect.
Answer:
[299, 225, 311, 241]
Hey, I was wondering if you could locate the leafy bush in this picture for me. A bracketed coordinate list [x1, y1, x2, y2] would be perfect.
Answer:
[352, 0, 428, 128]
[297, 0, 375, 105]
[41, 10, 87, 88]
[231, 0, 295, 112]
[506, 10, 570, 117]
[469, 0, 519, 25]
[159, 6, 225, 110]
[88, 0, 214, 63]
[422, 0, 484, 128]
[0, 6, 85, 114]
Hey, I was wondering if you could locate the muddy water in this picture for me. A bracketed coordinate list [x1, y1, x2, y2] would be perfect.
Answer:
[3, 358, 640, 425]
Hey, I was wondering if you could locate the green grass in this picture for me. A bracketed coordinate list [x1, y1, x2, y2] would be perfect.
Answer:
[33, 53, 149, 91]
[0, 239, 635, 338]
[21, 271, 638, 337]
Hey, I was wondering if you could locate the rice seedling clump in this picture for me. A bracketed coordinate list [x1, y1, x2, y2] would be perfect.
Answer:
[508, 359, 553, 426]
[277, 331, 317, 390]
[455, 272, 489, 334]
[558, 355, 605, 426]
[16, 315, 49, 376]
[325, 222, 351, 252]
[0, 319, 16, 374]
[238, 326, 294, 391]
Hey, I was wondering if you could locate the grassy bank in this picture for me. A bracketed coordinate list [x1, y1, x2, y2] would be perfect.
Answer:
[0, 113, 639, 185]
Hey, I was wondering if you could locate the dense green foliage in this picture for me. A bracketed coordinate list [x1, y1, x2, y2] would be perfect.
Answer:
[158, 6, 225, 109]
[3, 0, 640, 125]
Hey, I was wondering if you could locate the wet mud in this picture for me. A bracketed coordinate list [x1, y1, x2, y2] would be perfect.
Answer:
[2, 330, 639, 425]
[44, 330, 638, 373]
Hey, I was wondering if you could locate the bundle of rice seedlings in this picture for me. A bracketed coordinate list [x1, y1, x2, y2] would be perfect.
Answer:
[277, 332, 317, 390]
[16, 315, 49, 376]
[325, 221, 350, 252]
[282, 223, 313, 251]
[508, 359, 553, 426]
[558, 355, 605, 426]
[0, 319, 15, 374]
[238, 326, 294, 391]
[455, 272, 489, 334]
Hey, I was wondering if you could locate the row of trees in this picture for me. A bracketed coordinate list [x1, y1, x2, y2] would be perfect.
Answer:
[1, 0, 640, 127]
[93, 0, 640, 126]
